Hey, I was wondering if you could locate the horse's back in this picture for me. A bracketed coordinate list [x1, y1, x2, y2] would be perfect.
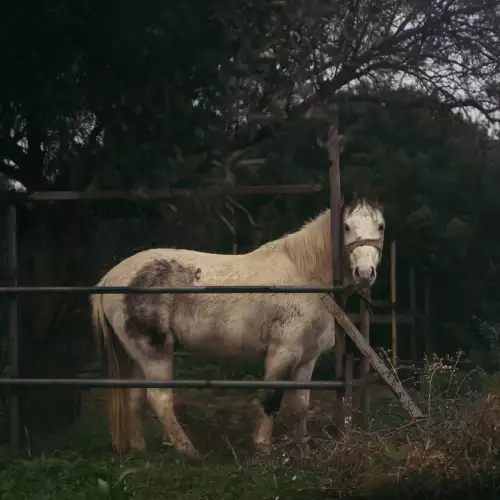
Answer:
[99, 240, 313, 283]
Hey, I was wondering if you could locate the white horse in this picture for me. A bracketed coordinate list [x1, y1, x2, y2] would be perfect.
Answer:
[91, 196, 385, 458]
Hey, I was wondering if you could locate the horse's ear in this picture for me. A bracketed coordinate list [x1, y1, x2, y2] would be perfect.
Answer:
[340, 195, 345, 216]
[338, 134, 348, 154]
[350, 191, 359, 206]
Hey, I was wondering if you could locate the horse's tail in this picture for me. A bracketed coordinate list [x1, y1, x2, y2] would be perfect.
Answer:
[91, 280, 130, 454]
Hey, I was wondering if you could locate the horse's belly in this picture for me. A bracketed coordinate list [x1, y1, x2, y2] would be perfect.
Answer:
[175, 326, 266, 358]
[172, 302, 267, 359]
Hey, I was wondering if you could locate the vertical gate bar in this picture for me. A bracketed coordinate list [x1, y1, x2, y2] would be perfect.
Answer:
[343, 352, 353, 432]
[7, 204, 20, 452]
[326, 104, 345, 431]
[423, 274, 432, 358]
[409, 267, 417, 364]
[359, 295, 371, 429]
[409, 267, 420, 391]
[231, 207, 237, 255]
[327, 104, 343, 292]
[390, 240, 397, 367]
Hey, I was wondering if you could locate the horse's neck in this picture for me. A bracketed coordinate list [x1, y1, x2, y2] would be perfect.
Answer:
[280, 211, 333, 284]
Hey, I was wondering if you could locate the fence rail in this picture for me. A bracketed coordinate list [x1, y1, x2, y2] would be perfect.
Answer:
[0, 184, 324, 203]
[0, 285, 344, 295]
[0, 378, 359, 389]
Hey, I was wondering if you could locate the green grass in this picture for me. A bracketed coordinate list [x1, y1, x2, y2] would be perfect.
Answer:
[2, 358, 500, 499]
[1, 447, 500, 500]
[0, 454, 306, 500]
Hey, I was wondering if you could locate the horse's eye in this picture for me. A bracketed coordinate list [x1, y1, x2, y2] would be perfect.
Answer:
[344, 223, 350, 232]
[378, 223, 385, 232]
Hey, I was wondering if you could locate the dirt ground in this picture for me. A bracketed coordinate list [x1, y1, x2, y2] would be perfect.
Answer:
[81, 384, 392, 457]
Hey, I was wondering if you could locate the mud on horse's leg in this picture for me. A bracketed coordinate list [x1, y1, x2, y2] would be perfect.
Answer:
[254, 349, 296, 454]
[254, 388, 284, 454]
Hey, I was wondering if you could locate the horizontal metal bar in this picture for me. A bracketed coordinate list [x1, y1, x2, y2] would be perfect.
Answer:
[0, 378, 351, 389]
[350, 313, 414, 324]
[0, 184, 325, 203]
[0, 285, 345, 295]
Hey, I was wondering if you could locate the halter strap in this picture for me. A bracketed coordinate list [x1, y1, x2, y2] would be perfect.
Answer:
[345, 237, 384, 254]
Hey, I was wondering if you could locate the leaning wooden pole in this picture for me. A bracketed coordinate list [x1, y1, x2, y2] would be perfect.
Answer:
[321, 294, 424, 420]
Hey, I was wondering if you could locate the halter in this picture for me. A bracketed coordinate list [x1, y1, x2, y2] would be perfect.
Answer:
[344, 236, 384, 258]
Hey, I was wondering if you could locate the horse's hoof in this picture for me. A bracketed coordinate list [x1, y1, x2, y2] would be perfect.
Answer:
[161, 437, 173, 448]
[254, 440, 272, 455]
[129, 438, 147, 452]
[296, 442, 311, 457]
[179, 444, 200, 460]
[129, 445, 147, 455]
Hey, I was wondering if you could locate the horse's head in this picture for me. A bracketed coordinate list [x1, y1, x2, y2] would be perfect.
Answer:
[342, 196, 385, 288]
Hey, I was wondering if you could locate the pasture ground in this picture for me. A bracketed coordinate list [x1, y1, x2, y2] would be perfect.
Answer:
[1, 356, 500, 499]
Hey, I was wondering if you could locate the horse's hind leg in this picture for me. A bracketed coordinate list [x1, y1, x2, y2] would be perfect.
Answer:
[254, 347, 296, 454]
[137, 334, 198, 459]
[128, 362, 146, 450]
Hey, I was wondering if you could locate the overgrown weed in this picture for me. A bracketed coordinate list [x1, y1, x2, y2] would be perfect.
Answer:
[285, 349, 500, 495]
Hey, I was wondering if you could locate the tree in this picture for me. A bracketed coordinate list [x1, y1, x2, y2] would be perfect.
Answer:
[1, 1, 499, 192]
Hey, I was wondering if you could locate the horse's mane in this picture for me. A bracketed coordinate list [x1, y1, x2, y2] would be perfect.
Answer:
[282, 209, 332, 280]
[268, 195, 383, 282]
[342, 193, 383, 217]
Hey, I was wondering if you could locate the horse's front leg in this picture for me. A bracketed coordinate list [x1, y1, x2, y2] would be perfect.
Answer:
[254, 348, 297, 454]
[289, 358, 318, 451]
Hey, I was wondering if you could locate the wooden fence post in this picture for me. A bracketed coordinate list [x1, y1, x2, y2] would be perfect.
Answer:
[319, 103, 346, 431]
[359, 296, 371, 429]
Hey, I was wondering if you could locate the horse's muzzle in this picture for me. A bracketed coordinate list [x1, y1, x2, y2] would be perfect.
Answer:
[353, 265, 376, 287]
